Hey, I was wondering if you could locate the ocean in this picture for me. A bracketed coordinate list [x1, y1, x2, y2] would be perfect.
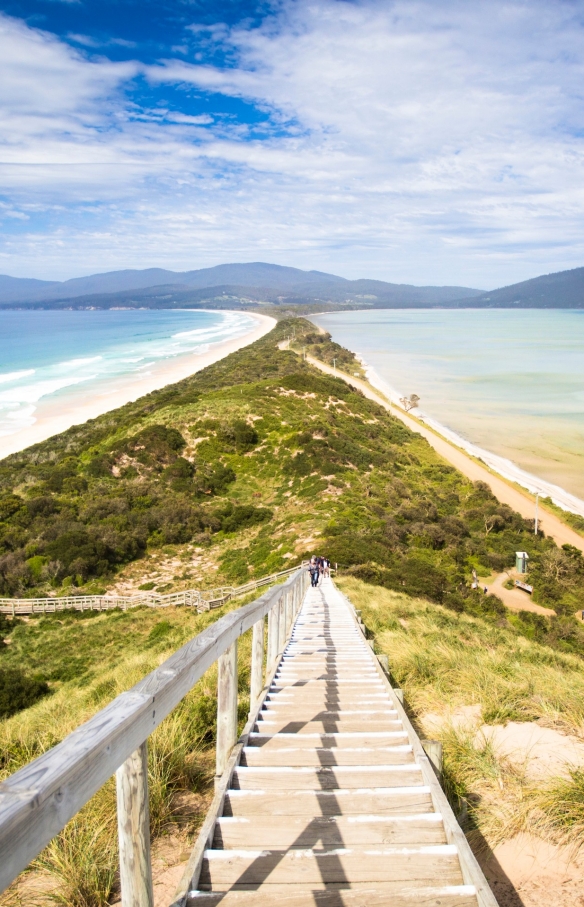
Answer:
[0, 308, 256, 452]
[312, 309, 584, 515]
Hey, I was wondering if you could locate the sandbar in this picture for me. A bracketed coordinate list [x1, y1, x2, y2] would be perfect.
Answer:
[0, 312, 275, 461]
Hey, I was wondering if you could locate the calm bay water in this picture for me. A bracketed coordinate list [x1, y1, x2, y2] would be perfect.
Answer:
[0, 309, 255, 442]
[312, 309, 584, 511]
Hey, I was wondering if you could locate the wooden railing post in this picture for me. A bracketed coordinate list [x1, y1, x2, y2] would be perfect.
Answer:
[249, 617, 264, 717]
[116, 742, 154, 907]
[277, 595, 286, 652]
[216, 640, 238, 778]
[266, 602, 279, 676]
[284, 590, 291, 636]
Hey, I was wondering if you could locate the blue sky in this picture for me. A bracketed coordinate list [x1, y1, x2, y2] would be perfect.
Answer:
[2, 0, 584, 287]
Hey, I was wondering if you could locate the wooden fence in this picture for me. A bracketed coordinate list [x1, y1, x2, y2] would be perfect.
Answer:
[0, 566, 310, 903]
[0, 563, 307, 616]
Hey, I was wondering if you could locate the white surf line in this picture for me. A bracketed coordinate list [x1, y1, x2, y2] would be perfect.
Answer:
[364, 363, 584, 520]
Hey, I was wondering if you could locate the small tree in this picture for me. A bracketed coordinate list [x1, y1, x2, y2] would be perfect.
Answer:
[400, 394, 420, 412]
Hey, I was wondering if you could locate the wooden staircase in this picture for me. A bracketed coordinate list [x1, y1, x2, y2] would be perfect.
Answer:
[183, 579, 484, 906]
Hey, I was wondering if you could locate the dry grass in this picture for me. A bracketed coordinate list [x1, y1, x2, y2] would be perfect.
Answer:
[0, 597, 257, 907]
[337, 576, 584, 853]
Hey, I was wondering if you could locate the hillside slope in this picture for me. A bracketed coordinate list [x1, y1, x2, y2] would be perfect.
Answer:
[451, 265, 584, 308]
[1, 318, 582, 630]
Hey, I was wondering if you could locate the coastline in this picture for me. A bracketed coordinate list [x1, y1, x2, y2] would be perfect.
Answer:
[0, 311, 275, 461]
[364, 363, 584, 520]
[310, 308, 584, 518]
[304, 352, 584, 554]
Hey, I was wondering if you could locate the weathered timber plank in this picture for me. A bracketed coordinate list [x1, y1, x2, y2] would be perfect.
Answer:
[259, 708, 398, 719]
[186, 884, 479, 906]
[223, 788, 434, 817]
[247, 732, 408, 748]
[213, 814, 447, 847]
[254, 719, 405, 734]
[231, 765, 423, 789]
[240, 746, 414, 766]
[199, 845, 463, 887]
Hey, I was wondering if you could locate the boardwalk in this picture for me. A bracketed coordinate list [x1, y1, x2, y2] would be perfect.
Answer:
[185, 578, 487, 906]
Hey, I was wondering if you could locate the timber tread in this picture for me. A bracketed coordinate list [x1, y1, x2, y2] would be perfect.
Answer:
[188, 579, 480, 905]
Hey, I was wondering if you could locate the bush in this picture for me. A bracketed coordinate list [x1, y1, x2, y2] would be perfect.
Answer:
[0, 667, 50, 717]
[220, 505, 273, 534]
[218, 419, 259, 452]
[194, 463, 236, 497]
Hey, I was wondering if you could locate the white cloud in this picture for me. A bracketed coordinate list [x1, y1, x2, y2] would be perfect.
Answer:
[3, 2, 584, 285]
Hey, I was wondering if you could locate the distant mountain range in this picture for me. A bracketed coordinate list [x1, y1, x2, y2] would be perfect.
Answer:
[0, 261, 583, 310]
[0, 263, 482, 309]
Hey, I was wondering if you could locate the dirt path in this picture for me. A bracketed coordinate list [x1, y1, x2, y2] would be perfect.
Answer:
[304, 354, 584, 556]
[487, 572, 556, 616]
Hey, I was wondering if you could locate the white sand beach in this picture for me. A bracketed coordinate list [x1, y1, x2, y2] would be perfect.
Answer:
[0, 312, 275, 461]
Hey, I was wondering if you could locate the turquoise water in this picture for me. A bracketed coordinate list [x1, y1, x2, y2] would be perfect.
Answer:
[312, 310, 584, 509]
[0, 309, 255, 442]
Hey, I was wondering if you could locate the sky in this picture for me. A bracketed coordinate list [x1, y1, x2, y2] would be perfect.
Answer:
[2, 0, 584, 287]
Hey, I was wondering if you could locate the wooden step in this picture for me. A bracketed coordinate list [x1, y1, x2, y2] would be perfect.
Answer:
[265, 688, 392, 711]
[223, 787, 434, 817]
[270, 679, 386, 688]
[258, 709, 398, 721]
[199, 844, 463, 888]
[187, 884, 479, 906]
[248, 732, 408, 749]
[254, 720, 405, 734]
[213, 814, 447, 848]
[269, 680, 386, 688]
[240, 746, 414, 766]
[231, 765, 423, 790]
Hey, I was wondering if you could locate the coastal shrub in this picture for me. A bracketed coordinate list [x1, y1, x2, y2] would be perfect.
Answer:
[194, 462, 236, 497]
[217, 419, 259, 452]
[0, 667, 50, 718]
[0, 494, 23, 522]
[0, 613, 20, 637]
[220, 504, 273, 534]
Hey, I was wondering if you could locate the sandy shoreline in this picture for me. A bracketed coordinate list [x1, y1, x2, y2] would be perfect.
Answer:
[0, 312, 275, 461]
[364, 364, 584, 520]
[305, 352, 584, 554]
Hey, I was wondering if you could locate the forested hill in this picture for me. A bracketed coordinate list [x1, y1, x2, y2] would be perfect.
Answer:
[0, 262, 481, 309]
[0, 319, 583, 644]
[449, 265, 584, 308]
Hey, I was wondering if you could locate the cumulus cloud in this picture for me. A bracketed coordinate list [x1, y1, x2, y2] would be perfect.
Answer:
[2, 1, 584, 284]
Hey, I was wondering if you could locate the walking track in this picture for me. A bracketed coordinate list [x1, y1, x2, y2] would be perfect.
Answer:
[186, 578, 484, 906]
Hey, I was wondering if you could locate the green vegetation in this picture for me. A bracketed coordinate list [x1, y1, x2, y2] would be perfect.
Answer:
[2, 318, 584, 901]
[1, 319, 581, 622]
[539, 495, 584, 538]
[0, 599, 255, 905]
[298, 331, 365, 377]
[338, 576, 584, 853]
[0, 667, 49, 718]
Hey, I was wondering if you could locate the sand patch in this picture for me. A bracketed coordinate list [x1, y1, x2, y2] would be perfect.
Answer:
[482, 832, 584, 907]
[479, 721, 584, 781]
[420, 703, 482, 736]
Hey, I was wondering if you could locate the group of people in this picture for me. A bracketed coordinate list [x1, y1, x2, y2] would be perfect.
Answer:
[308, 555, 331, 587]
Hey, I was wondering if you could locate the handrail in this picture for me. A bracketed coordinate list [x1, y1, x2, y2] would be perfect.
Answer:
[0, 563, 306, 615]
[338, 588, 499, 907]
[0, 565, 310, 901]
